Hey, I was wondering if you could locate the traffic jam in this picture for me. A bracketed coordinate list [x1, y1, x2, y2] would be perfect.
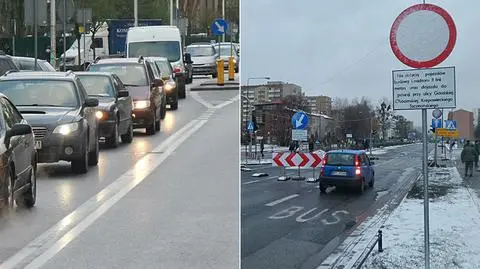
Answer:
[0, 25, 193, 211]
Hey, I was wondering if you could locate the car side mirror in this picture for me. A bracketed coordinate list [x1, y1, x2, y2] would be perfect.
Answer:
[5, 123, 32, 147]
[85, 97, 99, 107]
[153, 78, 163, 87]
[184, 53, 193, 64]
[118, 90, 129, 98]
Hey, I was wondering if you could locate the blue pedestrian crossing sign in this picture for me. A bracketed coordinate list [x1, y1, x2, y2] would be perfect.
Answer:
[431, 119, 442, 129]
[211, 18, 228, 36]
[445, 120, 457, 130]
[291, 112, 309, 130]
[247, 121, 254, 132]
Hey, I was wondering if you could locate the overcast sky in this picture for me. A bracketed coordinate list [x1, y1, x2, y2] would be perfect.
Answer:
[240, 0, 480, 127]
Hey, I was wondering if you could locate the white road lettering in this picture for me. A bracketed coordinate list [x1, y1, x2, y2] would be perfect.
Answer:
[265, 194, 299, 207]
[268, 206, 303, 220]
[295, 208, 329, 223]
[321, 210, 349, 225]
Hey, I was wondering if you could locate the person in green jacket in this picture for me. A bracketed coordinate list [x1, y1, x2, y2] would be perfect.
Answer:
[461, 140, 477, 177]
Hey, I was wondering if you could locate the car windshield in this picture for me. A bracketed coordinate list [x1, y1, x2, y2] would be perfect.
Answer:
[128, 41, 180, 62]
[0, 80, 78, 107]
[186, 46, 215, 57]
[78, 75, 115, 97]
[13, 60, 41, 71]
[88, 64, 148, 86]
[216, 45, 236, 56]
[155, 61, 172, 77]
[326, 153, 355, 166]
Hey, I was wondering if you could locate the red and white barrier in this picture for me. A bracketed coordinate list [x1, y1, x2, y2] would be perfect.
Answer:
[272, 152, 323, 167]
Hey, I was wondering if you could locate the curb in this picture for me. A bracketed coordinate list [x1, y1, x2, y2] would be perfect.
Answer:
[190, 86, 239, 91]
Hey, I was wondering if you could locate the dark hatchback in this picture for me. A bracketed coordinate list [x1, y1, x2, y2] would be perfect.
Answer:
[147, 57, 178, 110]
[318, 149, 375, 194]
[0, 93, 37, 209]
[87, 57, 165, 135]
[76, 72, 134, 148]
[0, 71, 100, 174]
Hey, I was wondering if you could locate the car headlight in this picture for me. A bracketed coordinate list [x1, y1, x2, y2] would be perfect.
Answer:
[95, 111, 104, 120]
[164, 82, 175, 91]
[53, 122, 80, 135]
[134, 100, 150, 109]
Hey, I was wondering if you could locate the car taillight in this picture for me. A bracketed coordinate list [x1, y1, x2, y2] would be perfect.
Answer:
[320, 155, 327, 176]
[355, 155, 361, 175]
[173, 67, 181, 73]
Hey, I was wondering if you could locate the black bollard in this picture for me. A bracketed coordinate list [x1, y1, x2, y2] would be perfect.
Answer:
[378, 229, 383, 252]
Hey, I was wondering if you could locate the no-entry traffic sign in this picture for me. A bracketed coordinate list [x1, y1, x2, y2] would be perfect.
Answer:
[390, 4, 456, 68]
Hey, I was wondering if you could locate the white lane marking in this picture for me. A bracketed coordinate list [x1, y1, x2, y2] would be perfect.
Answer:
[1, 96, 237, 269]
[190, 91, 214, 109]
[242, 175, 277, 185]
[215, 95, 239, 109]
[265, 194, 299, 207]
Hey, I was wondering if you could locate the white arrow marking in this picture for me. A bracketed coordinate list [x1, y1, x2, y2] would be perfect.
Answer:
[215, 21, 225, 33]
[295, 114, 305, 128]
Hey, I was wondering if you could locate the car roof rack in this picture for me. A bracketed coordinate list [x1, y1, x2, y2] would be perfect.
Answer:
[65, 70, 73, 76]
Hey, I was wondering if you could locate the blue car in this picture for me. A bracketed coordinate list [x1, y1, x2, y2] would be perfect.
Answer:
[318, 149, 375, 194]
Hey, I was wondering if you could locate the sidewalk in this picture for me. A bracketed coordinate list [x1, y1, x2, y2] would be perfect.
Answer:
[359, 149, 480, 268]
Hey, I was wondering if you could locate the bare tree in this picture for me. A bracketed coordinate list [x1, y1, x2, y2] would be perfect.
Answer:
[376, 97, 394, 140]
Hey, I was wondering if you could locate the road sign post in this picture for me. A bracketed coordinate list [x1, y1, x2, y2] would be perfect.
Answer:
[390, 4, 457, 269]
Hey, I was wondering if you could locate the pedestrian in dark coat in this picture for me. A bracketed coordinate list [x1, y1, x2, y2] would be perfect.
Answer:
[461, 140, 477, 177]
[475, 140, 480, 170]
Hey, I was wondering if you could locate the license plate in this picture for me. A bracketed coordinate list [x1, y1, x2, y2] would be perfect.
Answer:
[332, 171, 347, 176]
[35, 140, 42, 150]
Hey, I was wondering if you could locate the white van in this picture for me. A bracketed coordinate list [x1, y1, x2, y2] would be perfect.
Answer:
[126, 26, 189, 98]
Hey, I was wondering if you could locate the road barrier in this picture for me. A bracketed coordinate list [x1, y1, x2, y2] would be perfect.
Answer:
[272, 152, 322, 167]
[355, 229, 384, 269]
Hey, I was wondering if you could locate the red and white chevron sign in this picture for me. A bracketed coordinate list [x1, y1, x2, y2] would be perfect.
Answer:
[272, 152, 323, 167]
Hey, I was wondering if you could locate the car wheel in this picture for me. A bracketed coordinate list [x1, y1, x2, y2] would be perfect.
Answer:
[368, 174, 375, 188]
[170, 99, 178, 110]
[179, 84, 186, 99]
[160, 104, 166, 119]
[16, 166, 36, 208]
[72, 137, 89, 174]
[319, 183, 327, 194]
[146, 110, 156, 135]
[155, 110, 161, 131]
[2, 167, 14, 210]
[121, 121, 134, 143]
[105, 122, 120, 148]
[358, 179, 365, 194]
[88, 131, 99, 166]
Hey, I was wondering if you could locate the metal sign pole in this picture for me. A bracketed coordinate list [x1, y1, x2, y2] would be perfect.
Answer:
[34, 0, 38, 71]
[422, 108, 430, 269]
[63, 0, 67, 71]
[83, 1, 86, 70]
[434, 132, 438, 166]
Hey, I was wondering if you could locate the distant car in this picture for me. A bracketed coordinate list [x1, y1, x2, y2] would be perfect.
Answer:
[0, 52, 19, 76]
[214, 44, 239, 73]
[0, 93, 37, 209]
[186, 44, 218, 78]
[76, 72, 134, 147]
[12, 56, 56, 72]
[0, 71, 100, 174]
[318, 149, 375, 194]
[148, 57, 179, 110]
[87, 56, 165, 135]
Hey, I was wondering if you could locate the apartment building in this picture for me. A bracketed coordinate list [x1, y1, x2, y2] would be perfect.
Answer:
[448, 109, 474, 140]
[306, 96, 332, 116]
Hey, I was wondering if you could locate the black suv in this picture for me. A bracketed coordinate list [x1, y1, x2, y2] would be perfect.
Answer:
[87, 57, 165, 135]
[0, 52, 19, 76]
[0, 71, 100, 174]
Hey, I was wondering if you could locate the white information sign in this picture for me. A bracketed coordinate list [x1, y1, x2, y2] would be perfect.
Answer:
[292, 129, 308, 141]
[392, 66, 455, 110]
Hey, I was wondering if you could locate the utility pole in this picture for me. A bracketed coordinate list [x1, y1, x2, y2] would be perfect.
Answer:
[222, 0, 225, 42]
[83, 0, 86, 69]
[34, 0, 38, 71]
[170, 0, 173, 25]
[63, 0, 67, 71]
[134, 0, 138, 26]
[50, 0, 56, 67]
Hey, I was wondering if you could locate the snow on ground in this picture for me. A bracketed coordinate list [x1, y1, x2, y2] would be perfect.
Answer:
[362, 167, 480, 269]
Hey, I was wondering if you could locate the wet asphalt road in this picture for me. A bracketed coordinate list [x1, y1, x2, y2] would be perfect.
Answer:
[241, 143, 423, 269]
[0, 75, 239, 269]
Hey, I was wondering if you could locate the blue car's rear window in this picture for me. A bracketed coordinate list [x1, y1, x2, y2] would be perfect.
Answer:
[326, 153, 355, 166]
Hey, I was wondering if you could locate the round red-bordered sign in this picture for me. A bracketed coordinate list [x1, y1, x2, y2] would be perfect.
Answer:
[390, 4, 456, 68]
